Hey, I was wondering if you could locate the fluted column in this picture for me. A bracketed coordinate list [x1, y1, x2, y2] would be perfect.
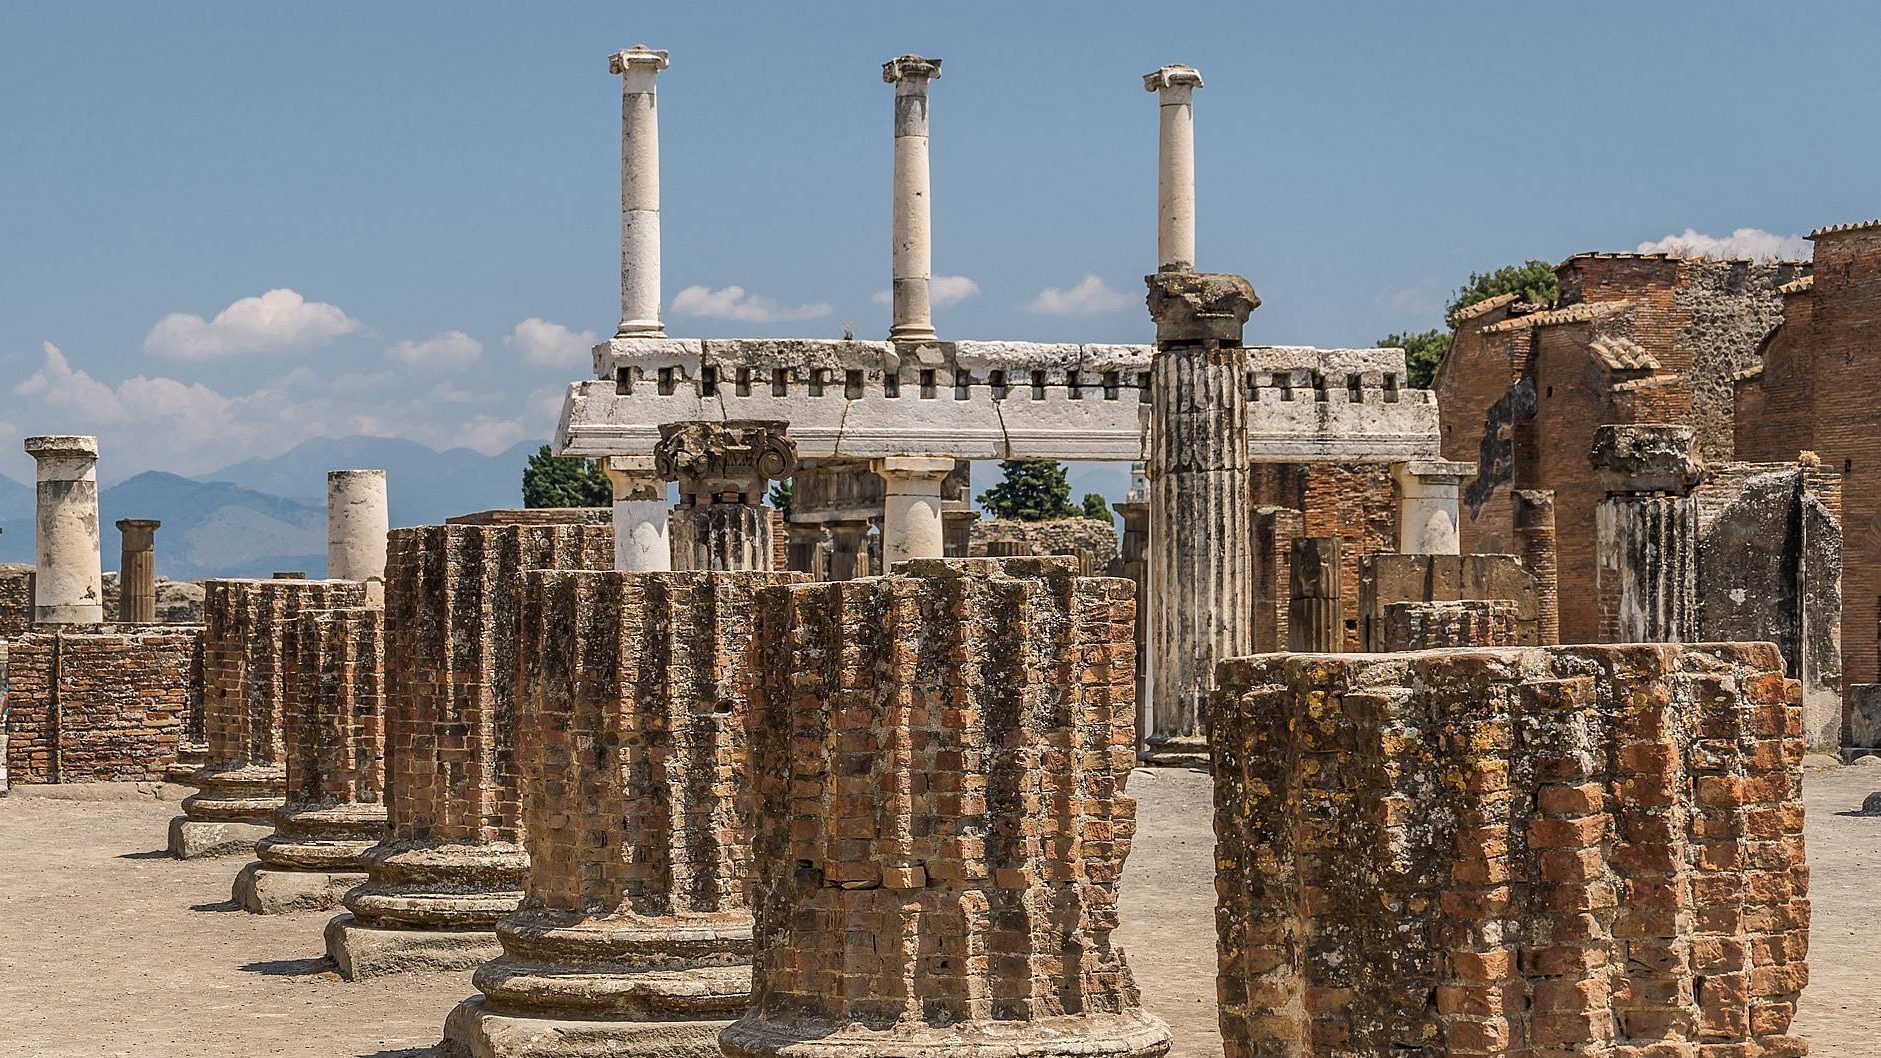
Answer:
[657, 421, 796, 572]
[611, 45, 669, 338]
[442, 568, 797, 1058]
[1513, 488, 1560, 644]
[884, 54, 941, 343]
[1144, 271, 1258, 765]
[116, 518, 160, 624]
[1591, 425, 1703, 643]
[1143, 65, 1202, 273]
[873, 456, 952, 566]
[25, 435, 103, 625]
[1286, 537, 1343, 652]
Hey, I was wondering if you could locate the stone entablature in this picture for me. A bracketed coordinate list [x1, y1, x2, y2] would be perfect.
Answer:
[558, 337, 1438, 463]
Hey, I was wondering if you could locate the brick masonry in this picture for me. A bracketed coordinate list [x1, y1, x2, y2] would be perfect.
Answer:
[1381, 599, 1517, 651]
[723, 557, 1170, 1058]
[0, 564, 33, 639]
[3, 626, 202, 783]
[1358, 554, 1540, 651]
[1212, 642, 1809, 1058]
[1250, 463, 1397, 651]
[970, 515, 1120, 575]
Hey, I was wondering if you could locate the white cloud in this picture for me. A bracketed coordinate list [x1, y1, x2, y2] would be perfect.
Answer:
[670, 285, 832, 323]
[1635, 228, 1810, 262]
[1028, 275, 1133, 316]
[870, 274, 981, 308]
[505, 317, 598, 367]
[144, 288, 362, 359]
[386, 330, 483, 367]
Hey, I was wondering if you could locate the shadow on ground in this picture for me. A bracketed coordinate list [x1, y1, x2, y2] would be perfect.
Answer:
[240, 957, 334, 977]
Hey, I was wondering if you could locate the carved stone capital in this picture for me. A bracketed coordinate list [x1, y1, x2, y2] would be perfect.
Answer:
[1589, 424, 1703, 494]
[882, 54, 942, 84]
[608, 45, 670, 78]
[1144, 271, 1259, 344]
[1143, 64, 1203, 93]
[654, 420, 796, 500]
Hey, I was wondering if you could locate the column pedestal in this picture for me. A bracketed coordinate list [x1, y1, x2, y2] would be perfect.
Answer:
[604, 456, 671, 571]
[1390, 459, 1474, 556]
[874, 456, 953, 567]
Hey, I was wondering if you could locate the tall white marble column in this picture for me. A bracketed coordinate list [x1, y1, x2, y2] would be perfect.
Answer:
[327, 469, 389, 584]
[1143, 65, 1203, 274]
[874, 456, 953, 567]
[1144, 273, 1259, 766]
[1390, 459, 1474, 556]
[610, 45, 669, 339]
[25, 435, 103, 625]
[602, 455, 670, 571]
[883, 54, 941, 343]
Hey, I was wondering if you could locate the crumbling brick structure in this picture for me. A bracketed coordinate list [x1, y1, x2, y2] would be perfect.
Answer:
[1250, 463, 1398, 651]
[1381, 599, 1516, 651]
[170, 578, 364, 858]
[328, 522, 611, 979]
[442, 568, 796, 1058]
[1437, 254, 1805, 643]
[1357, 553, 1541, 651]
[1212, 642, 1809, 1057]
[0, 563, 33, 638]
[234, 606, 386, 914]
[3, 626, 201, 783]
[723, 557, 1170, 1058]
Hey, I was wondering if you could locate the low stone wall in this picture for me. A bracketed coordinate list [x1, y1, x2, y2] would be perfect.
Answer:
[0, 564, 32, 639]
[100, 575, 206, 624]
[968, 515, 1118, 573]
[1358, 552, 1540, 651]
[1380, 599, 1517, 651]
[1213, 642, 1809, 1057]
[3, 626, 203, 784]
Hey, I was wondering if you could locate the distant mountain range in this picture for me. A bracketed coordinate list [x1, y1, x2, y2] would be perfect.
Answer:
[0, 436, 542, 580]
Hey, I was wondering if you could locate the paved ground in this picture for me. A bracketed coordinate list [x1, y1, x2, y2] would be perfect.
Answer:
[0, 766, 1874, 1057]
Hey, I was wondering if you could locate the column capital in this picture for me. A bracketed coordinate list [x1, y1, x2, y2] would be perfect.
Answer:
[883, 54, 942, 85]
[1391, 459, 1477, 492]
[116, 518, 161, 548]
[655, 420, 796, 499]
[1589, 424, 1703, 494]
[1143, 64, 1203, 93]
[25, 434, 98, 460]
[609, 45, 670, 79]
[872, 456, 956, 481]
[1145, 271, 1258, 344]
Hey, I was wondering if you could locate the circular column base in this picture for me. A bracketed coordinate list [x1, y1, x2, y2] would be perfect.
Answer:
[719, 1009, 1172, 1058]
[256, 801, 387, 871]
[342, 838, 528, 929]
[473, 910, 753, 1020]
[181, 763, 285, 824]
[440, 995, 730, 1058]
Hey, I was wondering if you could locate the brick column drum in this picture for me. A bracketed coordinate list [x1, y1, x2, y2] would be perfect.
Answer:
[1212, 643, 1809, 1057]
[656, 420, 796, 572]
[170, 578, 366, 859]
[1592, 425, 1704, 643]
[1512, 489, 1560, 645]
[441, 568, 798, 1058]
[1380, 599, 1517, 651]
[1144, 271, 1259, 767]
[722, 557, 1171, 1058]
[326, 522, 612, 979]
[233, 607, 386, 914]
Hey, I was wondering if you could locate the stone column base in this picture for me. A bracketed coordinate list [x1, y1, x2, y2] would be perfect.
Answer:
[440, 996, 729, 1058]
[1138, 734, 1209, 770]
[168, 815, 272, 859]
[230, 861, 367, 914]
[720, 1009, 1171, 1058]
[324, 913, 503, 980]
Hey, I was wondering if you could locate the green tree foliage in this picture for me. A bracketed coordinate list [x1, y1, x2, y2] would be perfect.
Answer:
[1080, 492, 1112, 521]
[1381, 328, 1451, 389]
[521, 444, 611, 508]
[978, 460, 1077, 521]
[1448, 260, 1558, 320]
[767, 478, 792, 515]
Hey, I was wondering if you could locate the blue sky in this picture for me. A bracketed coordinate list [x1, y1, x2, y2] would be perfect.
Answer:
[1, 2, 1875, 488]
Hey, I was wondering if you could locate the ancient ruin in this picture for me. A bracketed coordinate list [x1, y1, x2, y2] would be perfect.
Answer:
[724, 557, 1170, 1058]
[326, 522, 611, 979]
[25, 435, 104, 625]
[1213, 643, 1810, 1056]
[441, 568, 795, 1058]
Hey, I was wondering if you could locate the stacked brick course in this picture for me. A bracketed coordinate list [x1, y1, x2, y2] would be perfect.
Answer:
[3, 626, 201, 783]
[1381, 599, 1517, 651]
[442, 568, 796, 1058]
[1212, 642, 1809, 1057]
[329, 522, 611, 978]
[1250, 463, 1398, 651]
[0, 563, 33, 639]
[723, 557, 1170, 1058]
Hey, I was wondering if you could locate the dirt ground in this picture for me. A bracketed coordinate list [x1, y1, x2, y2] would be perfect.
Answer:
[0, 766, 1874, 1058]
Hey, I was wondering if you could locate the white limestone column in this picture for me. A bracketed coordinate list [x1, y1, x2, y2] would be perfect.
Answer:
[883, 54, 941, 343]
[327, 469, 389, 583]
[875, 456, 953, 567]
[603, 455, 671, 571]
[611, 45, 669, 339]
[25, 435, 103, 625]
[1143, 65, 1203, 273]
[1390, 459, 1475, 556]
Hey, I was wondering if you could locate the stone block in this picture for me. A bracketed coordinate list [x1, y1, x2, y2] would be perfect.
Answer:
[167, 817, 272, 860]
[230, 861, 366, 914]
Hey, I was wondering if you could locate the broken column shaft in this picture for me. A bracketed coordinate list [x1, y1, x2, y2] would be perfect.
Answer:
[1143, 65, 1203, 273]
[116, 518, 160, 624]
[1592, 424, 1703, 643]
[602, 454, 670, 571]
[1391, 459, 1474, 555]
[884, 54, 941, 343]
[724, 557, 1170, 1058]
[441, 568, 797, 1058]
[874, 455, 954, 566]
[612, 45, 669, 338]
[25, 435, 103, 625]
[326, 522, 612, 979]
[656, 420, 795, 572]
[327, 469, 389, 586]
[1513, 488, 1560, 644]
[1286, 536, 1343, 652]
[1144, 271, 1258, 764]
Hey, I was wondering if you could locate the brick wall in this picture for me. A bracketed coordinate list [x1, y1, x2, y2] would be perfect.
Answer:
[969, 515, 1120, 574]
[285, 606, 384, 806]
[0, 564, 32, 639]
[1213, 642, 1808, 1057]
[200, 578, 365, 772]
[4, 627, 202, 783]
[1250, 463, 1397, 650]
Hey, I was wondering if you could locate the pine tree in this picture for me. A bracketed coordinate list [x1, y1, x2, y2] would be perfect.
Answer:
[978, 460, 1078, 521]
[521, 445, 611, 508]
[1080, 492, 1112, 520]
